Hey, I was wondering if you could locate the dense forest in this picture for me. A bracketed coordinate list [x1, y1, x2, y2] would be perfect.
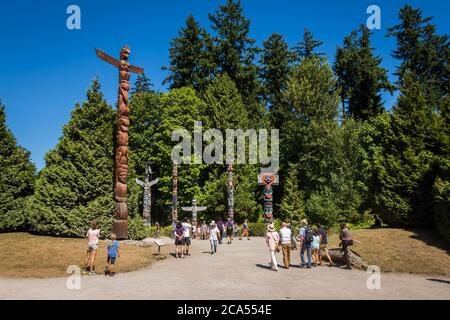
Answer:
[0, 1, 449, 241]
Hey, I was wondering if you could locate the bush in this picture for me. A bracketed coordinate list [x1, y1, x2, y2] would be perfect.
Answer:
[248, 222, 266, 237]
[127, 216, 147, 240]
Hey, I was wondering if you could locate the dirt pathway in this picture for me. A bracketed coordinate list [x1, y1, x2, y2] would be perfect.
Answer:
[1, 237, 449, 300]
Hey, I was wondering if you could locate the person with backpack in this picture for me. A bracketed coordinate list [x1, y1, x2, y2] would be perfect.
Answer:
[298, 219, 313, 268]
[226, 218, 234, 244]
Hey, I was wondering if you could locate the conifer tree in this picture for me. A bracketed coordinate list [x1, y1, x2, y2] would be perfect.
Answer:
[293, 28, 324, 61]
[164, 15, 215, 92]
[335, 25, 394, 120]
[388, 5, 450, 106]
[28, 80, 117, 237]
[279, 164, 305, 224]
[132, 73, 154, 95]
[0, 102, 35, 231]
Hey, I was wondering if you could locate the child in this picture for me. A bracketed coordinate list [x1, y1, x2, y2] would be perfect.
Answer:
[174, 221, 185, 258]
[84, 220, 100, 275]
[239, 220, 250, 240]
[105, 233, 120, 277]
[311, 228, 321, 267]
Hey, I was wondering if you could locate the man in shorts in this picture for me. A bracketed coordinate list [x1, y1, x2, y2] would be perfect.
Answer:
[182, 218, 192, 256]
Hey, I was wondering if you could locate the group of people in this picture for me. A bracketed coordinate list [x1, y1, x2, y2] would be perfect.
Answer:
[83, 220, 120, 277]
[172, 218, 252, 257]
[266, 219, 354, 272]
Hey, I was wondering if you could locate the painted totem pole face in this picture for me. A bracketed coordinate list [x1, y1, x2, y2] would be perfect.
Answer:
[120, 46, 131, 60]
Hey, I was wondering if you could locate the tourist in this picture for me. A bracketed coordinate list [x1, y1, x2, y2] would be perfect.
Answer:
[311, 228, 321, 267]
[298, 219, 312, 268]
[174, 221, 185, 258]
[182, 218, 192, 256]
[279, 222, 291, 269]
[339, 223, 354, 270]
[155, 222, 160, 238]
[84, 220, 101, 275]
[196, 224, 201, 240]
[201, 221, 208, 240]
[209, 221, 220, 255]
[317, 224, 334, 267]
[105, 233, 120, 277]
[226, 218, 234, 244]
[233, 222, 239, 238]
[192, 224, 197, 240]
[217, 218, 224, 244]
[239, 220, 250, 240]
[265, 223, 280, 271]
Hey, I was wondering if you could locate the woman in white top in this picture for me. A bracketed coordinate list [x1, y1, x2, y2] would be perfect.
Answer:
[84, 220, 101, 275]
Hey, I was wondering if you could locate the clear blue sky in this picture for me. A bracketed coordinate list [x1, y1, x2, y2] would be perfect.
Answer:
[1, 0, 449, 170]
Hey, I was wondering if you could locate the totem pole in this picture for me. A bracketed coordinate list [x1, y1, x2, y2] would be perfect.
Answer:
[96, 46, 144, 239]
[182, 199, 208, 227]
[135, 164, 158, 226]
[258, 173, 279, 224]
[227, 164, 235, 221]
[172, 161, 178, 223]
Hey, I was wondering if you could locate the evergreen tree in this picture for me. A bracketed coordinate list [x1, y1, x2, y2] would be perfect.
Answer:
[286, 57, 340, 122]
[199, 75, 259, 222]
[335, 25, 394, 121]
[0, 102, 35, 231]
[28, 80, 117, 237]
[163, 15, 215, 92]
[372, 73, 436, 227]
[132, 73, 154, 95]
[202, 74, 249, 130]
[293, 28, 325, 61]
[388, 5, 450, 105]
[260, 33, 291, 114]
[209, 0, 262, 121]
[279, 163, 305, 224]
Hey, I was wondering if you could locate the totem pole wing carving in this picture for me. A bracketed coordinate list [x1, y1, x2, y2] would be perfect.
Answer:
[182, 207, 194, 212]
[149, 179, 159, 187]
[135, 178, 144, 187]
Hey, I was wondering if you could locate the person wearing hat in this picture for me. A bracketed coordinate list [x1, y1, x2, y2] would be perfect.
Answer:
[298, 219, 312, 268]
[265, 223, 280, 271]
[209, 221, 220, 255]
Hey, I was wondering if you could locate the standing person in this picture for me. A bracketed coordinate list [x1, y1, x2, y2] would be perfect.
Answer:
[233, 222, 239, 238]
[339, 223, 354, 270]
[311, 228, 321, 267]
[182, 218, 192, 256]
[174, 221, 185, 258]
[84, 220, 101, 275]
[239, 220, 250, 240]
[201, 221, 207, 240]
[226, 218, 234, 244]
[155, 222, 160, 238]
[105, 233, 120, 277]
[265, 223, 280, 271]
[298, 219, 313, 269]
[217, 218, 224, 244]
[192, 224, 197, 240]
[317, 224, 334, 267]
[209, 221, 220, 255]
[279, 222, 292, 269]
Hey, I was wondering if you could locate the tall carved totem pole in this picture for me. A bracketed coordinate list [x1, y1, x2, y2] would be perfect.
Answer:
[96, 46, 144, 239]
[136, 164, 158, 226]
[227, 164, 235, 221]
[172, 161, 178, 223]
[258, 173, 279, 224]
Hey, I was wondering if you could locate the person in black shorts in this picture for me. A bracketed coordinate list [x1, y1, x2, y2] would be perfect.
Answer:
[174, 221, 185, 258]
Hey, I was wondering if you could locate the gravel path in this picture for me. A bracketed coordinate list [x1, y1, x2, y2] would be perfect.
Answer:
[1, 237, 449, 300]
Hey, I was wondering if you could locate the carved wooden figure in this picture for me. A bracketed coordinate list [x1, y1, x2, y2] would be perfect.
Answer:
[96, 46, 144, 239]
